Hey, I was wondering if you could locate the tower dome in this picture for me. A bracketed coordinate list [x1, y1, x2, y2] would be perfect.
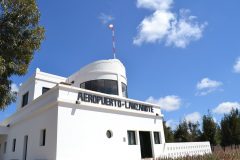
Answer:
[67, 59, 128, 97]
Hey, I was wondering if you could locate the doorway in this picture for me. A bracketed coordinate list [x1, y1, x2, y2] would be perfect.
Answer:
[23, 135, 28, 160]
[139, 131, 153, 158]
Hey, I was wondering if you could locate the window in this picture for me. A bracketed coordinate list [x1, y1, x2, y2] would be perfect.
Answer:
[80, 79, 118, 95]
[80, 82, 85, 88]
[12, 138, 16, 152]
[21, 92, 29, 107]
[42, 87, 50, 94]
[40, 129, 46, 146]
[127, 130, 136, 145]
[3, 141, 7, 153]
[121, 82, 128, 98]
[106, 130, 113, 138]
[154, 132, 161, 144]
[23, 135, 28, 160]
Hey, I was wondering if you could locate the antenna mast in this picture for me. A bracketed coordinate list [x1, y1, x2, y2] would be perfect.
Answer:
[108, 24, 116, 59]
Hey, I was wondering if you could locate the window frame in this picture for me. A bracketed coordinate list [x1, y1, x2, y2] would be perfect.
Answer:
[21, 92, 29, 107]
[153, 131, 161, 144]
[121, 82, 128, 98]
[106, 130, 113, 138]
[40, 129, 46, 146]
[42, 87, 50, 94]
[3, 141, 7, 153]
[80, 79, 119, 95]
[127, 130, 137, 145]
[12, 138, 16, 152]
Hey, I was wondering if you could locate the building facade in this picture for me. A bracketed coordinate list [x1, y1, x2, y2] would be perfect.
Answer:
[0, 59, 211, 160]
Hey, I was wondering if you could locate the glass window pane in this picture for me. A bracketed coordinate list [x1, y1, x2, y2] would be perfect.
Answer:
[22, 92, 29, 107]
[4, 141, 7, 153]
[106, 130, 113, 138]
[85, 81, 93, 91]
[104, 80, 118, 95]
[42, 87, 50, 94]
[127, 130, 136, 145]
[96, 80, 105, 92]
[154, 132, 161, 144]
[40, 129, 46, 146]
[80, 82, 85, 89]
[12, 139, 16, 152]
[121, 82, 128, 98]
[91, 80, 98, 91]
[80, 80, 118, 96]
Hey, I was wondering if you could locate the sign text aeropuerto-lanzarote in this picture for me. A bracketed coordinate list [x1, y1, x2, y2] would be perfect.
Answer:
[77, 92, 154, 113]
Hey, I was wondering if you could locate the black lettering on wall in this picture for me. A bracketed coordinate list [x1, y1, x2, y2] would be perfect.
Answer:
[77, 92, 155, 113]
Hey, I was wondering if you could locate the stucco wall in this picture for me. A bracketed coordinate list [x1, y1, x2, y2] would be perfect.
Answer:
[0, 107, 58, 160]
[56, 105, 165, 160]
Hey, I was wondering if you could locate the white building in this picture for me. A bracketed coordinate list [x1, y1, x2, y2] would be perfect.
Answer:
[0, 59, 211, 160]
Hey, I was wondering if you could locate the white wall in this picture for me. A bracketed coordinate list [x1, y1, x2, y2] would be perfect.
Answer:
[33, 80, 58, 100]
[17, 69, 66, 111]
[1, 107, 58, 160]
[56, 104, 165, 160]
[0, 135, 7, 160]
[16, 77, 36, 111]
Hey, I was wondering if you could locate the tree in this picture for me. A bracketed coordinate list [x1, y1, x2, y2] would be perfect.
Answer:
[174, 120, 190, 142]
[188, 121, 201, 142]
[215, 125, 221, 145]
[230, 109, 240, 147]
[201, 112, 217, 146]
[220, 115, 231, 148]
[0, 0, 44, 110]
[163, 120, 174, 142]
[220, 109, 240, 148]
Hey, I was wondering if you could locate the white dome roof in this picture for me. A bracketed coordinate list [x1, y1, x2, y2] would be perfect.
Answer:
[77, 59, 126, 78]
[67, 59, 127, 97]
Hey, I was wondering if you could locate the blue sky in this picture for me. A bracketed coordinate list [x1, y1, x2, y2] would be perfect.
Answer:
[1, 0, 240, 128]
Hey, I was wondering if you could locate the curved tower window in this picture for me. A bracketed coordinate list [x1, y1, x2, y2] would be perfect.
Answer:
[121, 82, 128, 98]
[80, 79, 118, 95]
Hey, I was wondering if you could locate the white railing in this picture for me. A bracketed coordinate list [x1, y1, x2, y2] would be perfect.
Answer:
[160, 142, 212, 159]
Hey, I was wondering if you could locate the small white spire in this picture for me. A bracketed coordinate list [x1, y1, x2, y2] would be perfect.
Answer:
[36, 68, 41, 73]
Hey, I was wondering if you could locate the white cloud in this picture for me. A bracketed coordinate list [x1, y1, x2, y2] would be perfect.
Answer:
[196, 78, 223, 96]
[185, 112, 201, 123]
[233, 57, 240, 73]
[165, 119, 173, 127]
[146, 95, 181, 111]
[166, 9, 207, 48]
[213, 102, 240, 114]
[196, 78, 222, 90]
[98, 13, 114, 24]
[134, 0, 207, 48]
[166, 119, 177, 129]
[136, 0, 173, 10]
[134, 10, 175, 45]
[11, 83, 19, 93]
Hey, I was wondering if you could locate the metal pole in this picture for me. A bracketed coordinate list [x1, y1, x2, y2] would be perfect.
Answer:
[109, 24, 116, 59]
